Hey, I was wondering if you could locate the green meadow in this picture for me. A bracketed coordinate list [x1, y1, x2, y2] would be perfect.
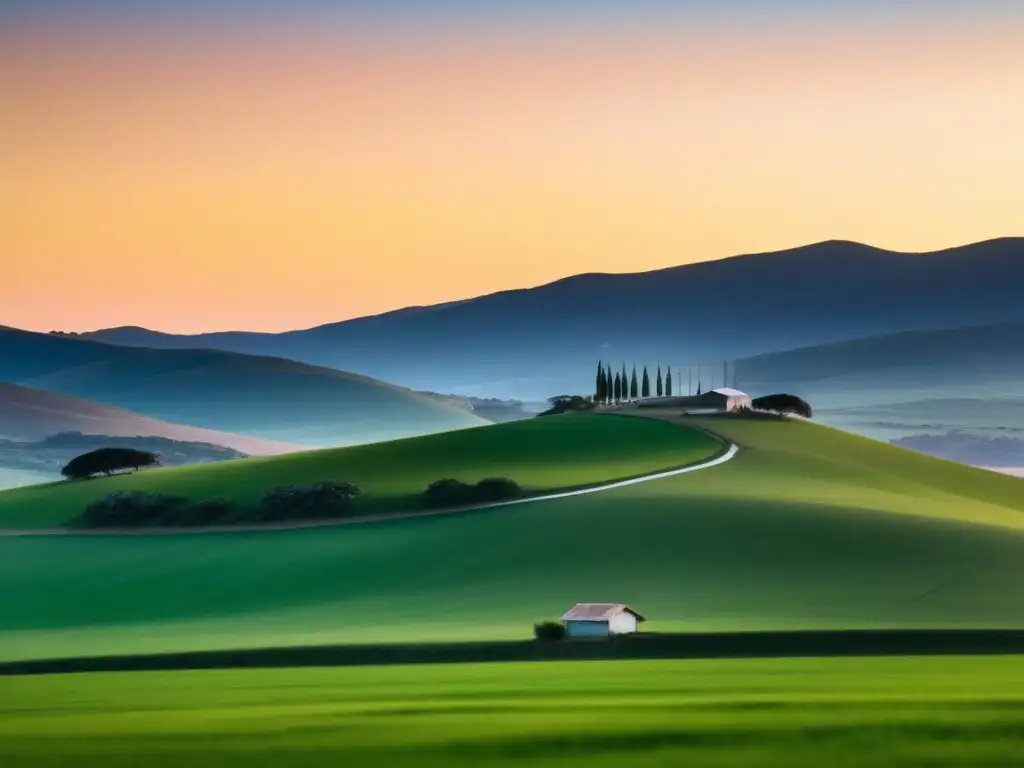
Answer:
[0, 414, 720, 529]
[3, 414, 1024, 663]
[5, 657, 1024, 767]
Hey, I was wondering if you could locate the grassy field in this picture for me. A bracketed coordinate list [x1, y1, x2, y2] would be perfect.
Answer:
[3, 414, 1024, 662]
[0, 415, 721, 529]
[5, 657, 1024, 766]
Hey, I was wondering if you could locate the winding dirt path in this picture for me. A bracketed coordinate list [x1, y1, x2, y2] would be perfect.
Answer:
[0, 419, 738, 538]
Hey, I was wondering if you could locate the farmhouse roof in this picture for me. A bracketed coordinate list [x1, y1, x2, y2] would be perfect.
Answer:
[710, 388, 749, 398]
[561, 603, 647, 622]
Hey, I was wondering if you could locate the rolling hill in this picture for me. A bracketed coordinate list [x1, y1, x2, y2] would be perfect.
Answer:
[0, 381, 302, 454]
[2, 412, 1024, 663]
[84, 238, 1024, 398]
[0, 327, 488, 447]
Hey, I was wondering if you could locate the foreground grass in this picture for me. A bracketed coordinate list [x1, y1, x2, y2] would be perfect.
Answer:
[0, 415, 721, 528]
[4, 657, 1024, 766]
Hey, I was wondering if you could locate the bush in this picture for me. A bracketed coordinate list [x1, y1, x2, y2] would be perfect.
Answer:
[534, 621, 567, 641]
[474, 477, 523, 502]
[424, 477, 524, 508]
[537, 395, 596, 417]
[258, 480, 361, 522]
[75, 491, 189, 528]
[424, 478, 476, 507]
[70, 481, 362, 529]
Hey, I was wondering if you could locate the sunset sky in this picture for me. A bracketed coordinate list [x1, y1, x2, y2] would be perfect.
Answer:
[3, 1, 1022, 333]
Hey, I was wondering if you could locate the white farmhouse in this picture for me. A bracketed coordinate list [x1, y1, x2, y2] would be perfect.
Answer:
[561, 603, 646, 638]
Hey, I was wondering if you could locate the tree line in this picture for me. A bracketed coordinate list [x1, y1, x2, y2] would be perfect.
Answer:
[594, 362, 676, 405]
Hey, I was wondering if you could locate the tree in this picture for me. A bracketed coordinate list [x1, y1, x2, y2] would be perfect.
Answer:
[665, 368, 673, 396]
[613, 372, 622, 402]
[595, 362, 606, 403]
[606, 364, 614, 404]
[656, 365, 664, 397]
[641, 366, 650, 399]
[539, 395, 595, 416]
[751, 393, 813, 419]
[621, 364, 629, 402]
[61, 447, 160, 480]
[630, 365, 639, 401]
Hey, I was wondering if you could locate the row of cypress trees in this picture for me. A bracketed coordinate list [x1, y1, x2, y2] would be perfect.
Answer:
[594, 362, 675, 404]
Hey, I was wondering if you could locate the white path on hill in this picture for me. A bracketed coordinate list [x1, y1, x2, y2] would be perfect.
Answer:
[0, 441, 739, 538]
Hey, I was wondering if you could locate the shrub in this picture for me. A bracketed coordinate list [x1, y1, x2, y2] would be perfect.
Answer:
[258, 480, 361, 522]
[537, 395, 596, 417]
[474, 477, 523, 502]
[534, 621, 567, 641]
[424, 478, 476, 507]
[75, 491, 189, 528]
[424, 477, 524, 508]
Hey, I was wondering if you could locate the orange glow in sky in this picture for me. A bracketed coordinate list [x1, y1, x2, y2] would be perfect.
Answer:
[2, 17, 1022, 333]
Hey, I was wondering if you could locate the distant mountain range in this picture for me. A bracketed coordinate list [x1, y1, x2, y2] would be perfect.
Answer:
[0, 328, 488, 447]
[734, 320, 1024, 408]
[83, 238, 1024, 399]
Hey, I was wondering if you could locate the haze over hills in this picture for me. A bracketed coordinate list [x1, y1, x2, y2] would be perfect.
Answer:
[0, 327, 488, 447]
[0, 382, 308, 490]
[85, 238, 1024, 399]
[733, 321, 1024, 462]
[0, 382, 303, 454]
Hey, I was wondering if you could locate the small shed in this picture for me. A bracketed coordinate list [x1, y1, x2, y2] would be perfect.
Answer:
[561, 603, 646, 638]
[705, 388, 752, 411]
[638, 388, 751, 412]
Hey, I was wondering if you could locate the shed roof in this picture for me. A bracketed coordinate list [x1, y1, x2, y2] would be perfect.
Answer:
[561, 603, 647, 622]
[711, 387, 749, 398]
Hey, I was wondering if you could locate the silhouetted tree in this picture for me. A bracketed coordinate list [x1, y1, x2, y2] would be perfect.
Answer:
[641, 366, 651, 399]
[595, 362, 608, 403]
[614, 372, 622, 402]
[656, 365, 664, 397]
[606, 364, 614, 404]
[666, 368, 673, 397]
[630, 365, 638, 401]
[61, 447, 160, 480]
[539, 395, 595, 416]
[621, 364, 629, 402]
[752, 393, 813, 419]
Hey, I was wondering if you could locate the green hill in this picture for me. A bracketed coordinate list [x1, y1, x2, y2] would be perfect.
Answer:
[2, 413, 1024, 663]
[0, 415, 719, 529]
[0, 327, 487, 447]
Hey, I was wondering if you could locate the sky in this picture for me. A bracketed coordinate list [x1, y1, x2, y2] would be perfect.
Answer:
[2, 1, 1022, 334]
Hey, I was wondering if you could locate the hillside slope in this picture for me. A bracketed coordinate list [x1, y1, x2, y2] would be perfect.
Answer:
[0, 382, 302, 455]
[0, 327, 487, 447]
[85, 238, 1024, 397]
[0, 415, 720, 529]
[2, 415, 1024, 662]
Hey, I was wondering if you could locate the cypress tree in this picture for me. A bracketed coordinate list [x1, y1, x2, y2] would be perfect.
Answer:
[606, 364, 614, 404]
[595, 361, 605, 402]
[630, 365, 638, 401]
[666, 368, 673, 396]
[656, 365, 664, 397]
[613, 372, 622, 403]
[641, 366, 650, 399]
[621, 364, 629, 402]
